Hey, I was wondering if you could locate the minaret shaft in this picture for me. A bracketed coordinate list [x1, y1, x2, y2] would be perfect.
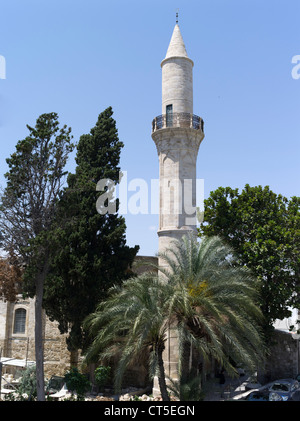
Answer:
[162, 58, 193, 115]
[151, 23, 205, 393]
[152, 24, 204, 260]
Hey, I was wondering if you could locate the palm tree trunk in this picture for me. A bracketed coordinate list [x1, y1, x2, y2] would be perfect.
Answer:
[157, 346, 170, 401]
[180, 340, 191, 385]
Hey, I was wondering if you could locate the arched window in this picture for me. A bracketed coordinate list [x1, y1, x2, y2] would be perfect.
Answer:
[13, 308, 26, 334]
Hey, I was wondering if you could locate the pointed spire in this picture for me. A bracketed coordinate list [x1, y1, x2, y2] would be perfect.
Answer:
[164, 23, 189, 60]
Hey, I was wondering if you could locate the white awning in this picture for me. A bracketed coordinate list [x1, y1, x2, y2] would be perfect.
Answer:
[0, 357, 35, 367]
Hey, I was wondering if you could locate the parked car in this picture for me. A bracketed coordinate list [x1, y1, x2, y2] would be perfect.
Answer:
[261, 379, 300, 401]
[237, 378, 299, 401]
[246, 390, 281, 401]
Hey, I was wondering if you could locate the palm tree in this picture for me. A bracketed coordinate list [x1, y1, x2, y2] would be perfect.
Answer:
[83, 274, 173, 401]
[159, 234, 266, 382]
[84, 234, 266, 400]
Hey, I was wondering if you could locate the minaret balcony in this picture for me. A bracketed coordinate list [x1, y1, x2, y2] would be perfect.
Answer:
[152, 113, 204, 133]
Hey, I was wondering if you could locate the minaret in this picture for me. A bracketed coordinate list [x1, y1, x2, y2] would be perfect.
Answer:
[152, 22, 204, 272]
[151, 21, 205, 391]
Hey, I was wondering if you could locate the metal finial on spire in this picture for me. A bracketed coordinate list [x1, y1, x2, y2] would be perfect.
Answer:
[176, 9, 179, 24]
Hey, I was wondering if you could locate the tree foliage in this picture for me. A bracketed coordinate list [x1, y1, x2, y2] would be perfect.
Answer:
[199, 184, 300, 330]
[159, 234, 266, 378]
[44, 107, 139, 352]
[0, 113, 74, 264]
[3, 366, 37, 401]
[84, 273, 172, 400]
[64, 367, 91, 400]
[84, 234, 265, 400]
[94, 365, 111, 390]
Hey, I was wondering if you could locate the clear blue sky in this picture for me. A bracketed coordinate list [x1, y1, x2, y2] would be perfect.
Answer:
[0, 0, 299, 256]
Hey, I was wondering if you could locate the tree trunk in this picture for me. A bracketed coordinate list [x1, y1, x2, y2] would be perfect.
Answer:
[35, 274, 45, 401]
[157, 347, 170, 402]
[35, 259, 49, 401]
[180, 340, 191, 385]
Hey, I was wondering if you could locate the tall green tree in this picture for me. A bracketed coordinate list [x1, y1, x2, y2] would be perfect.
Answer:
[44, 107, 139, 353]
[199, 184, 300, 332]
[0, 113, 74, 401]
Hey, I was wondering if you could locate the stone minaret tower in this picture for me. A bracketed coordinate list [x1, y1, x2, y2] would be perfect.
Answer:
[152, 22, 204, 270]
[151, 22, 205, 387]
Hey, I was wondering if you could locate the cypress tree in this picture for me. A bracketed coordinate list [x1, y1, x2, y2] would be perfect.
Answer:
[44, 107, 139, 352]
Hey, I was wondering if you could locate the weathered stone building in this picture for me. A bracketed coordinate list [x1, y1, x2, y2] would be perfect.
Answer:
[0, 296, 73, 379]
[263, 312, 300, 382]
[262, 330, 299, 382]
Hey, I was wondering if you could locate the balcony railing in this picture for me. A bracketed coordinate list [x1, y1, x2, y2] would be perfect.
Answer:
[152, 113, 204, 133]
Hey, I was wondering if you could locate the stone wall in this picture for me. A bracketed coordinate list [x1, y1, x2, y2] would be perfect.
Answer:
[259, 330, 300, 383]
[0, 296, 73, 379]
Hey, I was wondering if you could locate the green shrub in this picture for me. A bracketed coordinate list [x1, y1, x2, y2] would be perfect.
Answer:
[94, 366, 111, 391]
[3, 366, 37, 401]
[64, 367, 91, 400]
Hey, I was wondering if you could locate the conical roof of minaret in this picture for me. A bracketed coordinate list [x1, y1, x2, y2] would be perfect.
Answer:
[164, 24, 189, 59]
